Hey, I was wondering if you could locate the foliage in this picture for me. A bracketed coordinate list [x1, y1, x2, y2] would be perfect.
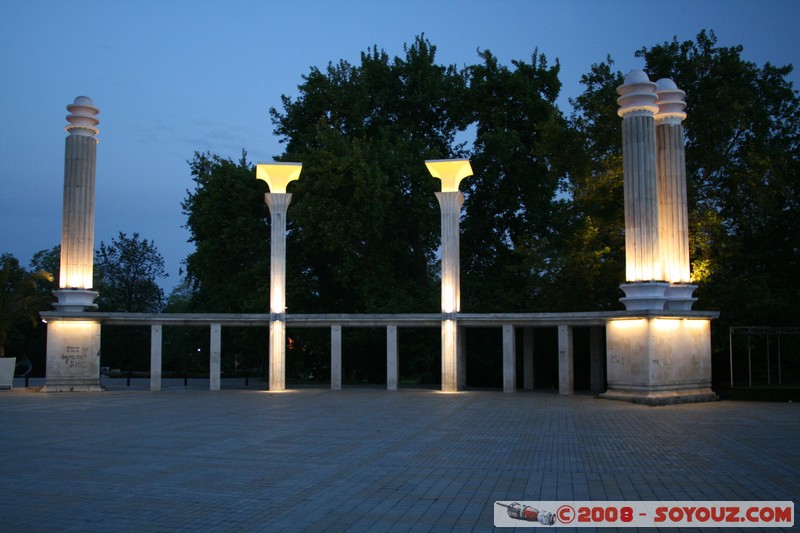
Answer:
[0, 254, 53, 357]
[270, 36, 465, 314]
[179, 32, 799, 384]
[461, 49, 572, 312]
[182, 152, 268, 312]
[95, 232, 167, 312]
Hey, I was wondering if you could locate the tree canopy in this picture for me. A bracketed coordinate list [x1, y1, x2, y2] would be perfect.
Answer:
[0, 254, 53, 357]
[95, 232, 167, 313]
[178, 32, 799, 383]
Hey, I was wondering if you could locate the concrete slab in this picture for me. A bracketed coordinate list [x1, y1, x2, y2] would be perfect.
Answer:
[0, 387, 797, 531]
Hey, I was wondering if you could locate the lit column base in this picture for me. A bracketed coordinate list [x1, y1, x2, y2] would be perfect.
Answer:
[602, 316, 717, 405]
[52, 289, 99, 312]
[43, 319, 103, 392]
[619, 281, 669, 310]
[269, 319, 285, 391]
[441, 318, 459, 392]
[664, 283, 698, 310]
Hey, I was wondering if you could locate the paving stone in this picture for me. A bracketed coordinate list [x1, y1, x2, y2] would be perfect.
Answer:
[1, 385, 798, 531]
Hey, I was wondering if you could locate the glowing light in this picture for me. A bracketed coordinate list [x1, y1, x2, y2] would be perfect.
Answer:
[425, 159, 473, 192]
[256, 162, 302, 193]
[653, 318, 681, 332]
[608, 318, 647, 332]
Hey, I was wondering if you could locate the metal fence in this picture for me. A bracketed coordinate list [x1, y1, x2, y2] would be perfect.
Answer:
[729, 327, 800, 387]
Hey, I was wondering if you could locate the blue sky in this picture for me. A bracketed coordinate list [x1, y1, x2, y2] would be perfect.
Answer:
[1, 0, 798, 291]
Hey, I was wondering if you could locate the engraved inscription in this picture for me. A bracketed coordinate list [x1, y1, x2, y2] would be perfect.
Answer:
[61, 346, 89, 368]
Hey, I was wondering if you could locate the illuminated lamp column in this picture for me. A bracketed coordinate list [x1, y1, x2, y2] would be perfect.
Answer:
[426, 158, 473, 393]
[44, 97, 102, 392]
[256, 162, 302, 392]
[53, 96, 100, 311]
[617, 71, 668, 310]
[655, 78, 697, 310]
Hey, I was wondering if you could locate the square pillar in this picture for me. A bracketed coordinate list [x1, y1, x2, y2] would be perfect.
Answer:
[150, 324, 162, 392]
[603, 316, 717, 404]
[523, 328, 534, 390]
[502, 324, 516, 393]
[43, 319, 103, 392]
[210, 323, 221, 391]
[386, 325, 398, 390]
[558, 325, 574, 395]
[331, 325, 342, 390]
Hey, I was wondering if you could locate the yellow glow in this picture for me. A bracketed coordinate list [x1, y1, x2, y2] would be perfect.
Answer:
[653, 318, 681, 332]
[608, 318, 647, 332]
[61, 267, 93, 290]
[425, 159, 473, 192]
[685, 319, 709, 332]
[49, 320, 100, 333]
[256, 162, 302, 193]
[270, 285, 284, 315]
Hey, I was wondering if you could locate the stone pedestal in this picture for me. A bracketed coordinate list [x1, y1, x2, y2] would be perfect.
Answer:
[603, 315, 717, 404]
[43, 320, 103, 392]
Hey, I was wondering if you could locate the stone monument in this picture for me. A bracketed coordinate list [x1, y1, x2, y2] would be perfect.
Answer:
[604, 72, 716, 404]
[44, 97, 103, 392]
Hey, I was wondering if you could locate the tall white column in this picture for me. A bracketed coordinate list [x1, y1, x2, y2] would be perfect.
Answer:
[266, 193, 290, 391]
[54, 96, 100, 311]
[44, 97, 103, 392]
[256, 163, 302, 392]
[656, 78, 697, 309]
[617, 71, 668, 310]
[427, 159, 473, 393]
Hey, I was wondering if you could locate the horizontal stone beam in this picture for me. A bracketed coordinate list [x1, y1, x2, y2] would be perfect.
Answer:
[40, 309, 719, 328]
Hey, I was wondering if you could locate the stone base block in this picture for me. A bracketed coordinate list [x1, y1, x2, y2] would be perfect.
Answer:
[41, 380, 105, 393]
[603, 316, 716, 405]
[601, 387, 717, 405]
[44, 319, 103, 392]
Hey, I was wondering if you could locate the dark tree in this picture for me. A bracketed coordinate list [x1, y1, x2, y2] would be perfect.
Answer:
[95, 232, 167, 313]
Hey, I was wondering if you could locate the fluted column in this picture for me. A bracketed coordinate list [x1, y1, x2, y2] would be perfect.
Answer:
[617, 71, 668, 310]
[256, 162, 302, 392]
[54, 97, 100, 311]
[656, 78, 697, 309]
[427, 159, 472, 393]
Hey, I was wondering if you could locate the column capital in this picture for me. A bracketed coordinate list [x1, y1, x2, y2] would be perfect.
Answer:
[256, 162, 302, 193]
[426, 158, 473, 192]
[66, 96, 99, 139]
[617, 70, 658, 118]
[655, 78, 687, 125]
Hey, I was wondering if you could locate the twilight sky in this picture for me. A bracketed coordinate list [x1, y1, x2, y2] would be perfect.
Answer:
[1, 0, 798, 291]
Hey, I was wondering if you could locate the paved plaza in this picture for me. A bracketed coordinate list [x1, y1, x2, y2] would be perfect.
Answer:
[0, 381, 797, 532]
